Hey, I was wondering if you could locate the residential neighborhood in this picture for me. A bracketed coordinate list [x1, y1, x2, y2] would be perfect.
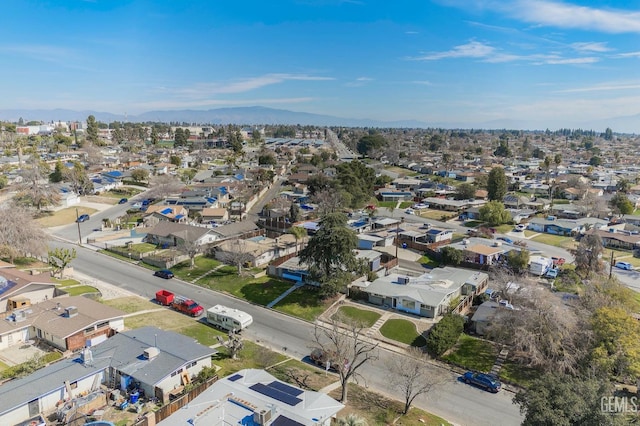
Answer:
[0, 119, 640, 426]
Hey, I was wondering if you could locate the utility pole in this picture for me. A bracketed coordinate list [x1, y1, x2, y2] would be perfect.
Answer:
[609, 251, 614, 279]
[75, 208, 83, 246]
[395, 221, 399, 259]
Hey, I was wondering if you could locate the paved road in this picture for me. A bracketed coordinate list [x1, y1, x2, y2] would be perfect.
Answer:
[48, 234, 523, 425]
[326, 128, 358, 161]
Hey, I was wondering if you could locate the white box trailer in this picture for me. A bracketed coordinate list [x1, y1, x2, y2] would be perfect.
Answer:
[529, 255, 554, 276]
[206, 305, 253, 332]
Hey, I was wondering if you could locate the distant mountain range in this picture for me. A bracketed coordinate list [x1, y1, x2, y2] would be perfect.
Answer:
[0, 106, 637, 133]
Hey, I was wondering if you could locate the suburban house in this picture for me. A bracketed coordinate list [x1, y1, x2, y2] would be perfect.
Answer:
[357, 233, 395, 249]
[470, 301, 501, 335]
[426, 228, 454, 244]
[587, 229, 640, 251]
[376, 188, 415, 202]
[144, 222, 219, 248]
[157, 368, 344, 426]
[268, 256, 311, 284]
[0, 327, 217, 425]
[143, 205, 189, 225]
[200, 207, 230, 223]
[213, 235, 298, 267]
[354, 267, 489, 318]
[0, 296, 125, 351]
[527, 216, 608, 236]
[462, 242, 506, 266]
[0, 266, 58, 314]
[422, 197, 487, 213]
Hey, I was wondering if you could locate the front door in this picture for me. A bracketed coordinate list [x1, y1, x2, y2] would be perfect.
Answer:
[392, 298, 397, 308]
[28, 399, 39, 417]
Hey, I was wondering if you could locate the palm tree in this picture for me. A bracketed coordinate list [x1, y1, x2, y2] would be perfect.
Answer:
[336, 414, 368, 426]
[288, 225, 307, 254]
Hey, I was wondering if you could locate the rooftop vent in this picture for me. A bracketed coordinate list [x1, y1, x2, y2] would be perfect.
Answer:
[253, 408, 273, 425]
[398, 276, 410, 285]
[64, 306, 78, 318]
[144, 347, 160, 360]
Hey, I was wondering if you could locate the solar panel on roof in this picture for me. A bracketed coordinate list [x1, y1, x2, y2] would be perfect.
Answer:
[271, 415, 305, 426]
[0, 277, 17, 296]
[249, 383, 302, 406]
[160, 208, 173, 215]
[268, 381, 303, 396]
[227, 373, 243, 382]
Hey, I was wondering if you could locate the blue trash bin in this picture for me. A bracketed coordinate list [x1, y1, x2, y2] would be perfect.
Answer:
[402, 243, 407, 249]
[130, 392, 139, 404]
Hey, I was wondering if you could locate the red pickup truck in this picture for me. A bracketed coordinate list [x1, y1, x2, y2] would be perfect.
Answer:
[155, 290, 204, 317]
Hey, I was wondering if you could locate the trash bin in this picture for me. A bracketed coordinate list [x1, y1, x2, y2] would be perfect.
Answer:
[402, 243, 407, 249]
[130, 392, 139, 404]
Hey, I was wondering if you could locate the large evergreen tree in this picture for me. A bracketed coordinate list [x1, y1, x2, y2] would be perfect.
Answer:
[487, 167, 507, 201]
[86, 115, 99, 144]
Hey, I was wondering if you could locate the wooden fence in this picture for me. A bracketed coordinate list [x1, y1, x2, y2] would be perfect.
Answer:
[151, 376, 219, 424]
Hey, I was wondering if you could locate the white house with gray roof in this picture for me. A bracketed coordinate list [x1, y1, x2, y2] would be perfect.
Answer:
[157, 368, 344, 426]
[0, 327, 216, 425]
[355, 267, 488, 318]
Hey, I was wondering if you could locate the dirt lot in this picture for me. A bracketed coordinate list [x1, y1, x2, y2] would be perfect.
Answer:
[36, 207, 98, 227]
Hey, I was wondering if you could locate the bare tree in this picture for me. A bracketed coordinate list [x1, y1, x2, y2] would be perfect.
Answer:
[176, 237, 200, 269]
[312, 315, 379, 403]
[217, 333, 244, 359]
[386, 347, 444, 415]
[312, 189, 344, 216]
[487, 283, 591, 375]
[16, 156, 59, 210]
[0, 206, 48, 262]
[218, 239, 254, 275]
[147, 174, 184, 199]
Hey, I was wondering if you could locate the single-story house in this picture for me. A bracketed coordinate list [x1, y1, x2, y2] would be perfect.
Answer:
[527, 217, 582, 236]
[200, 207, 230, 223]
[213, 235, 297, 267]
[376, 189, 415, 202]
[372, 217, 401, 230]
[426, 228, 454, 244]
[0, 296, 125, 351]
[143, 205, 189, 224]
[462, 243, 506, 266]
[267, 256, 311, 283]
[144, 222, 219, 247]
[157, 369, 344, 426]
[0, 267, 57, 314]
[588, 229, 640, 251]
[422, 197, 486, 212]
[0, 327, 216, 425]
[355, 267, 489, 318]
[470, 301, 500, 335]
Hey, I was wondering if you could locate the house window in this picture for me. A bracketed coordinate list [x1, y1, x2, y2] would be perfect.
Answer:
[171, 368, 183, 377]
[84, 326, 95, 334]
[70, 381, 78, 389]
[97, 321, 109, 329]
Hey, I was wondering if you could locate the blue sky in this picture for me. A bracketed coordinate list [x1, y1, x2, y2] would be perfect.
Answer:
[1, 0, 639, 130]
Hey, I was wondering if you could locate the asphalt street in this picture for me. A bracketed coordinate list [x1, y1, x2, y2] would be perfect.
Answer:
[48, 234, 523, 426]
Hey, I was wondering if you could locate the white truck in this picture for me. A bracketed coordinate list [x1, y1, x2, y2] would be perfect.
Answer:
[206, 305, 253, 332]
[529, 255, 554, 276]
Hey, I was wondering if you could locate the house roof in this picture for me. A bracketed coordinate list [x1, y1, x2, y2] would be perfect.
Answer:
[471, 301, 500, 323]
[200, 207, 228, 217]
[0, 327, 216, 417]
[0, 268, 55, 301]
[0, 296, 125, 339]
[211, 220, 260, 238]
[146, 222, 213, 242]
[157, 369, 344, 426]
[363, 267, 487, 307]
[465, 244, 504, 256]
[94, 326, 216, 386]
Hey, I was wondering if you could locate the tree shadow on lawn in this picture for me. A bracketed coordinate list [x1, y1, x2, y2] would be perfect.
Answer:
[237, 278, 294, 306]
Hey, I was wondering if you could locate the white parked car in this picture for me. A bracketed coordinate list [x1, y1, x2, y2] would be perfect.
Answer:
[412, 203, 429, 210]
[405, 209, 415, 215]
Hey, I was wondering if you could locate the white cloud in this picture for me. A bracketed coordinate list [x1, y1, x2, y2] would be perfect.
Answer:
[570, 42, 611, 53]
[412, 41, 496, 60]
[131, 97, 315, 111]
[411, 80, 433, 86]
[160, 74, 334, 99]
[555, 82, 640, 93]
[542, 57, 599, 65]
[616, 51, 640, 58]
[345, 77, 374, 87]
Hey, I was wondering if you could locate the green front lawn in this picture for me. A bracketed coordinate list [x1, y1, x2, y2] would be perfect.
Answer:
[379, 319, 426, 347]
[333, 306, 381, 328]
[442, 334, 497, 372]
[399, 201, 414, 209]
[64, 285, 100, 296]
[179, 323, 227, 346]
[53, 278, 81, 288]
[0, 360, 8, 371]
[274, 286, 335, 321]
[418, 254, 440, 268]
[128, 243, 157, 253]
[213, 340, 288, 377]
[531, 233, 576, 249]
[171, 256, 222, 281]
[377, 201, 398, 208]
[500, 359, 540, 388]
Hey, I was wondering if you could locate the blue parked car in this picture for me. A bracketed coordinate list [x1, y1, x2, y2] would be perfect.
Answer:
[76, 214, 90, 223]
[462, 371, 501, 393]
[497, 237, 513, 244]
